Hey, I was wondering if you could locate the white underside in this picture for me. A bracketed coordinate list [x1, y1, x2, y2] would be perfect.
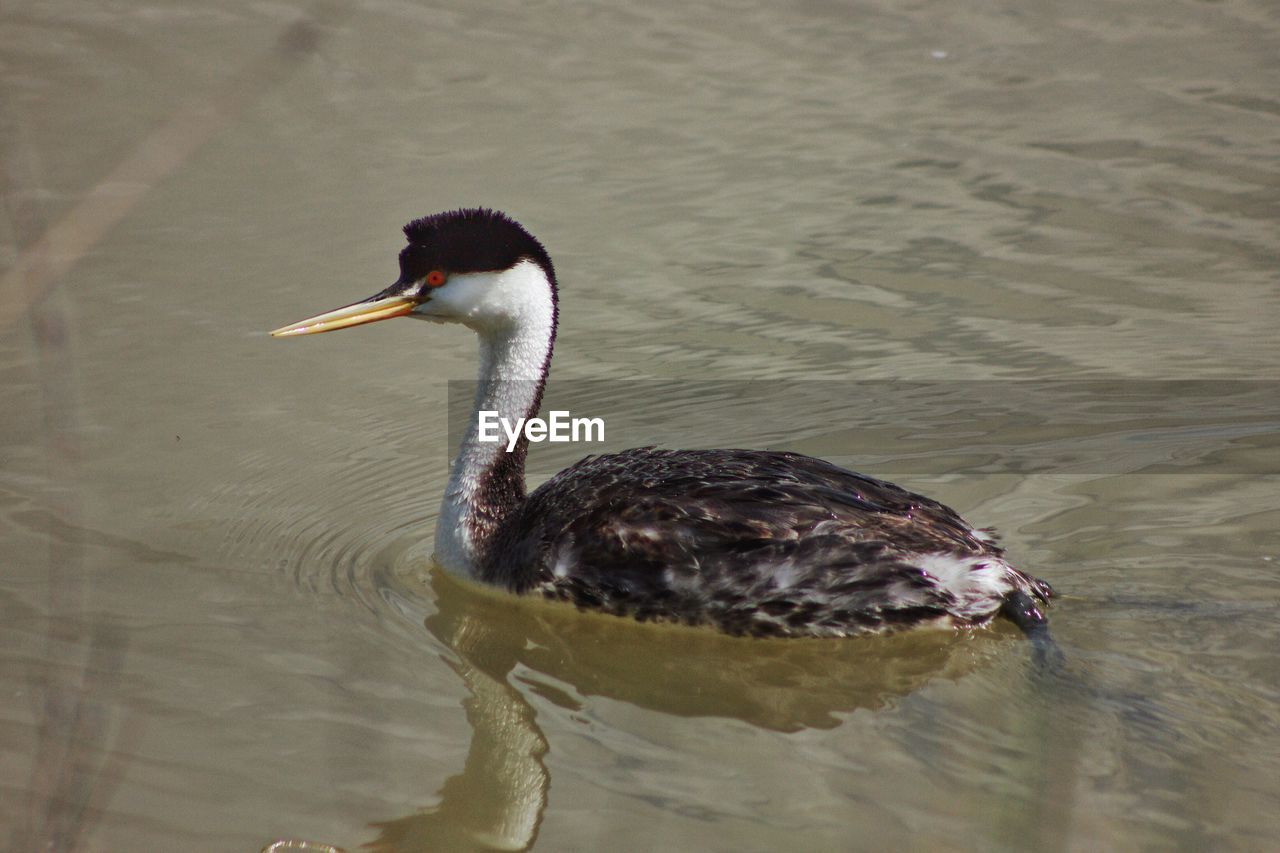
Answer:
[913, 551, 1015, 619]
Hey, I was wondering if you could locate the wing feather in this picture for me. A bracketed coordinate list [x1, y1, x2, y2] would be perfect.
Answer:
[479, 448, 1044, 636]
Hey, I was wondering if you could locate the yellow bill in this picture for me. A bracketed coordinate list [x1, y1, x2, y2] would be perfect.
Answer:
[271, 295, 418, 337]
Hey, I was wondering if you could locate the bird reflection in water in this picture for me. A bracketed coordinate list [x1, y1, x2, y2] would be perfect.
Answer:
[359, 565, 1006, 851]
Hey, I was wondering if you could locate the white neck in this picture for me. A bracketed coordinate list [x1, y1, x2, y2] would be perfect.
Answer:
[431, 260, 556, 578]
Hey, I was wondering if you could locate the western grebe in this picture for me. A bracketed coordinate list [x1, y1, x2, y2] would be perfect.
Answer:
[271, 208, 1054, 641]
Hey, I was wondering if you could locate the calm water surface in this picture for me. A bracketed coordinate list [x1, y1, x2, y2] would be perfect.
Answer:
[3, 0, 1279, 849]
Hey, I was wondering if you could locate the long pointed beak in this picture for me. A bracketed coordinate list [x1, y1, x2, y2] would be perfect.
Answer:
[270, 294, 419, 337]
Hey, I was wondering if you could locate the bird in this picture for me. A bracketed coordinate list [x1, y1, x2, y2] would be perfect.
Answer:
[271, 208, 1055, 643]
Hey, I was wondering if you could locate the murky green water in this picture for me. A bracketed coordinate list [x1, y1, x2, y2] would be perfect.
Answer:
[3, 1, 1278, 849]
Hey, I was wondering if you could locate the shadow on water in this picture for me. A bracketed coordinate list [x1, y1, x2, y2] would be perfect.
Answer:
[357, 567, 1039, 852]
[427, 567, 1017, 730]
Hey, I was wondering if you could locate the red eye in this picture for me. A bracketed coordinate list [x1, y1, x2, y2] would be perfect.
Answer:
[426, 270, 447, 287]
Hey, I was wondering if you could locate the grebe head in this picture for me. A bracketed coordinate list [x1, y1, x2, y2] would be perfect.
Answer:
[271, 208, 560, 577]
[270, 208, 557, 338]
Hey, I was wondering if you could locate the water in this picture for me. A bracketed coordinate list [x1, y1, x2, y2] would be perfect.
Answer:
[3, 0, 1278, 849]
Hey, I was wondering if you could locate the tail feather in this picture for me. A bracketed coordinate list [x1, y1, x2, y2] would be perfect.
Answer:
[1000, 589, 1064, 670]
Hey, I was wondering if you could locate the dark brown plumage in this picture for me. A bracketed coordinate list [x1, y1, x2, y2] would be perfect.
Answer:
[482, 448, 1053, 638]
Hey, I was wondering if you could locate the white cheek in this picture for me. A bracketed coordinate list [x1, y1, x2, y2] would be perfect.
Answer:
[413, 262, 551, 332]
[411, 293, 468, 326]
